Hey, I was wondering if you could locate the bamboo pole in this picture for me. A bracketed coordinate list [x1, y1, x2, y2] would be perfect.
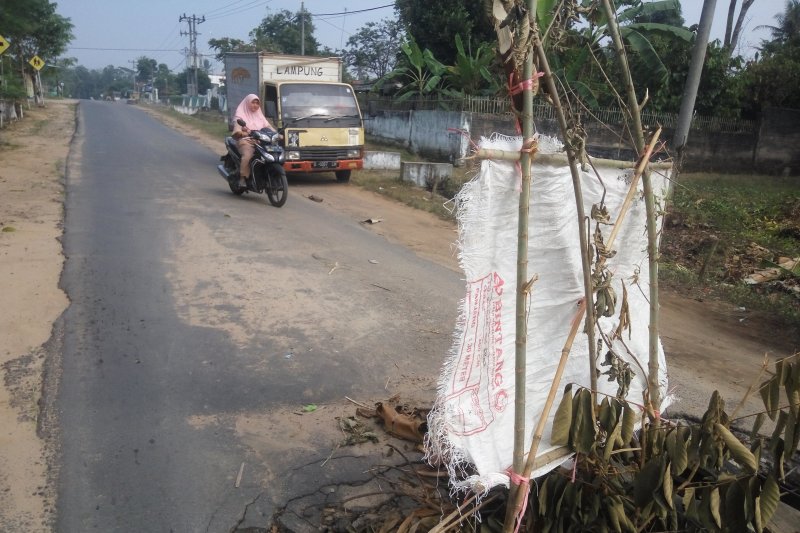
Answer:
[601, 0, 663, 412]
[502, 128, 663, 532]
[470, 149, 672, 170]
[502, 24, 601, 530]
[601, 0, 645, 154]
[505, 3, 537, 527]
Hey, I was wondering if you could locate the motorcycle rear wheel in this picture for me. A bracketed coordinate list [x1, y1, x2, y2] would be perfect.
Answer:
[266, 165, 288, 207]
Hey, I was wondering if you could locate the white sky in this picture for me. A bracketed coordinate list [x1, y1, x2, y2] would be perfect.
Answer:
[53, 0, 785, 72]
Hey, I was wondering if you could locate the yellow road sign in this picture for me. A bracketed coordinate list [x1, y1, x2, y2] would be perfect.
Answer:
[29, 55, 45, 71]
[0, 35, 9, 55]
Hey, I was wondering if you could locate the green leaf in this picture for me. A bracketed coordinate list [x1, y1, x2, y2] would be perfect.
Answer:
[423, 74, 441, 93]
[773, 438, 786, 480]
[709, 487, 722, 529]
[665, 427, 688, 475]
[302, 404, 317, 412]
[662, 462, 674, 509]
[538, 476, 550, 516]
[625, 22, 694, 42]
[787, 408, 800, 451]
[607, 499, 623, 533]
[551, 384, 573, 446]
[788, 387, 800, 418]
[620, 403, 636, 444]
[715, 423, 758, 474]
[770, 411, 788, 454]
[604, 418, 622, 462]
[761, 378, 780, 420]
[619, 27, 668, 84]
[682, 487, 695, 516]
[751, 412, 767, 439]
[760, 475, 780, 525]
[536, 0, 559, 33]
[573, 388, 596, 454]
[724, 480, 747, 530]
[777, 358, 788, 386]
[633, 456, 665, 508]
[754, 496, 763, 533]
[617, 0, 680, 24]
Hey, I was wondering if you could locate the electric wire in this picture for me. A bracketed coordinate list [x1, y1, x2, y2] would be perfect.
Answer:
[203, 0, 273, 21]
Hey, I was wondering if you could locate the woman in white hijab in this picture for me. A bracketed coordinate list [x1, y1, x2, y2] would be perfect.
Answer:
[231, 93, 274, 189]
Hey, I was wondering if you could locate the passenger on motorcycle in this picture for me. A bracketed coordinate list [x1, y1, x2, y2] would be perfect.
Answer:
[232, 93, 275, 189]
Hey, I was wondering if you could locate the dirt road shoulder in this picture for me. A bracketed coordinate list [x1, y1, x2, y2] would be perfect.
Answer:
[0, 100, 74, 531]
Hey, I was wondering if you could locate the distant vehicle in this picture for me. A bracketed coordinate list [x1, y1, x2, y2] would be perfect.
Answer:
[224, 52, 364, 183]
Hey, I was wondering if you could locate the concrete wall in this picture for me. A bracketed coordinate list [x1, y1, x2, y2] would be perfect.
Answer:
[363, 151, 401, 170]
[756, 108, 800, 175]
[366, 107, 800, 175]
[365, 110, 471, 163]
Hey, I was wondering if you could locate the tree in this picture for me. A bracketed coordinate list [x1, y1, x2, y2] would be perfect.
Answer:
[175, 68, 211, 95]
[386, 38, 454, 101]
[394, 0, 494, 65]
[722, 0, 757, 60]
[249, 8, 320, 55]
[153, 63, 176, 97]
[342, 19, 405, 80]
[0, 0, 73, 97]
[538, 0, 694, 111]
[737, 0, 800, 111]
[759, 0, 800, 50]
[445, 34, 500, 96]
[208, 37, 254, 62]
[136, 57, 158, 84]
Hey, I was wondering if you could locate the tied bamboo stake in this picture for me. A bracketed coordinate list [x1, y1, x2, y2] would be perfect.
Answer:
[503, 24, 601, 530]
[503, 127, 663, 531]
[600, 0, 663, 411]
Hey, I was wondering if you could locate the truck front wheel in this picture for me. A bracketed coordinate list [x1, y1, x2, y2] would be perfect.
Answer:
[335, 170, 351, 183]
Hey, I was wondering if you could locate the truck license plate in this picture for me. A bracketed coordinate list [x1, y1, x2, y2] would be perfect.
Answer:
[312, 161, 337, 169]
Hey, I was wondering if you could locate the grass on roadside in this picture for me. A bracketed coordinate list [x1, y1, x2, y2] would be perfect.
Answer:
[150, 106, 230, 139]
[661, 172, 800, 329]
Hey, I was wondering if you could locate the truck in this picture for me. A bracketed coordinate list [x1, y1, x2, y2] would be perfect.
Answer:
[224, 52, 364, 182]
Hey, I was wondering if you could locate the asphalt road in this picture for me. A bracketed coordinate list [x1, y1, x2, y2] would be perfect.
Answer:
[55, 101, 461, 531]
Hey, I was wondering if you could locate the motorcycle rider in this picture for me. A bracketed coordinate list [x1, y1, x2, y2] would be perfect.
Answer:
[231, 93, 274, 189]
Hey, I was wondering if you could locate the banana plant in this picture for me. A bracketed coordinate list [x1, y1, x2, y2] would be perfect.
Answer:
[386, 38, 454, 102]
[539, 0, 694, 104]
[445, 34, 500, 95]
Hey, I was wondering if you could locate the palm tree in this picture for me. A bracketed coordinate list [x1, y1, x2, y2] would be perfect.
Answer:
[768, 0, 800, 43]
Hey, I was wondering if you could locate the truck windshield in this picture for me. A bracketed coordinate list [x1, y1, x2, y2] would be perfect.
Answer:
[280, 83, 360, 121]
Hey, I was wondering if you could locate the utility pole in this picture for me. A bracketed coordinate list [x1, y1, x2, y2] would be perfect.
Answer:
[300, 2, 305, 56]
[179, 13, 205, 96]
[673, 0, 716, 174]
[128, 59, 137, 95]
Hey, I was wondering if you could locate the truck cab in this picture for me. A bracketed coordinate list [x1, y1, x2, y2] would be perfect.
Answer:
[225, 52, 364, 182]
[263, 81, 362, 182]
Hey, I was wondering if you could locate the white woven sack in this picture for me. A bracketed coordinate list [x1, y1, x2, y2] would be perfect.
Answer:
[426, 134, 670, 493]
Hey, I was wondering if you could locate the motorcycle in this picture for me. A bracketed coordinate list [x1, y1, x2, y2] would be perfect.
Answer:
[217, 119, 288, 207]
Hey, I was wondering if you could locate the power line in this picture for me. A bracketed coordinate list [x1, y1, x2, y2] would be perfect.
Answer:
[203, 0, 259, 17]
[203, 0, 273, 21]
[67, 47, 183, 52]
[311, 4, 394, 17]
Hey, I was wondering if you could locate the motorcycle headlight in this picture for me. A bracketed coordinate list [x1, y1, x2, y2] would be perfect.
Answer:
[286, 151, 300, 160]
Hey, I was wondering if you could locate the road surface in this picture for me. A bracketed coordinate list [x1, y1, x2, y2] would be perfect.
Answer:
[55, 101, 461, 531]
